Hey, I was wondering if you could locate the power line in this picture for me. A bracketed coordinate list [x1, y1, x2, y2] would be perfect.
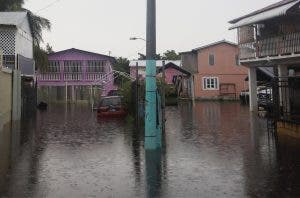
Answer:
[36, 0, 61, 13]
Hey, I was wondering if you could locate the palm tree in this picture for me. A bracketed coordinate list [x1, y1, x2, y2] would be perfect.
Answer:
[0, 0, 23, 11]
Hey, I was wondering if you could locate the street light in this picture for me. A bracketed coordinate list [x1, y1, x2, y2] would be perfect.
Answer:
[130, 37, 146, 41]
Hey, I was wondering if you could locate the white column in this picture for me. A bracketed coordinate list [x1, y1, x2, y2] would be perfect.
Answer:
[278, 65, 290, 114]
[65, 82, 68, 103]
[191, 76, 195, 104]
[71, 85, 76, 102]
[248, 67, 257, 112]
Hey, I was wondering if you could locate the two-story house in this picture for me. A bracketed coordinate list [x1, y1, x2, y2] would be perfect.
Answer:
[182, 40, 248, 100]
[37, 48, 116, 102]
[229, 0, 300, 138]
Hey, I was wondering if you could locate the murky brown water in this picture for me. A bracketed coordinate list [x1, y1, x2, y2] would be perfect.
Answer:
[0, 102, 299, 198]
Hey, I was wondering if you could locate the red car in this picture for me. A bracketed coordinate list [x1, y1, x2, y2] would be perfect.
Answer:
[97, 96, 128, 118]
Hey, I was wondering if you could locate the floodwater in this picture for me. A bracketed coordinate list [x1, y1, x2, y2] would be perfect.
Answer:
[0, 102, 300, 198]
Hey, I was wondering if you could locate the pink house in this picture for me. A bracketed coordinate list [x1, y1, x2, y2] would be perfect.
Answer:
[37, 48, 116, 102]
[129, 60, 181, 79]
[157, 62, 191, 84]
[181, 40, 248, 100]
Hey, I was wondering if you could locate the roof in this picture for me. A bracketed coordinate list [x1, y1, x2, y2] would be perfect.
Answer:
[157, 62, 191, 76]
[229, 0, 300, 29]
[180, 40, 237, 54]
[245, 67, 275, 81]
[0, 12, 28, 28]
[129, 60, 181, 67]
[259, 67, 275, 78]
[48, 48, 116, 62]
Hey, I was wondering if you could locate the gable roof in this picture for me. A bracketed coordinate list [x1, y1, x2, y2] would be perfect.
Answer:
[180, 40, 237, 54]
[229, 0, 300, 29]
[48, 48, 116, 62]
[193, 40, 237, 51]
[157, 62, 191, 76]
[0, 12, 28, 27]
[129, 60, 181, 67]
[245, 67, 275, 81]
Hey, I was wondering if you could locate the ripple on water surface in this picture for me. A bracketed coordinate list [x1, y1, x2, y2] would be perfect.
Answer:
[1, 102, 300, 198]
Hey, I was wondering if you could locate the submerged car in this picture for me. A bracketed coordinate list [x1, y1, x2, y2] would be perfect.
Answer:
[97, 96, 127, 118]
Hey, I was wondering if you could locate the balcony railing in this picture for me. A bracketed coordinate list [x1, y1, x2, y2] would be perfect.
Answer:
[37, 72, 106, 82]
[37, 73, 61, 81]
[239, 32, 300, 60]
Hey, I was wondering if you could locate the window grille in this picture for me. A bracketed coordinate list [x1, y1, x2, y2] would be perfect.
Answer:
[87, 60, 104, 72]
[0, 29, 15, 55]
[64, 60, 82, 73]
[48, 61, 60, 72]
[0, 49, 2, 69]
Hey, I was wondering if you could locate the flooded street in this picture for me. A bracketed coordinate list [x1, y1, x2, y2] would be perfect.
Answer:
[0, 102, 300, 198]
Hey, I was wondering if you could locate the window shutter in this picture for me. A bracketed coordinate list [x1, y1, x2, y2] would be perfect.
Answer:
[209, 54, 215, 66]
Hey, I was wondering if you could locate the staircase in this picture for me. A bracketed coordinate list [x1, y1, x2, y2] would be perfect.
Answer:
[92, 70, 135, 96]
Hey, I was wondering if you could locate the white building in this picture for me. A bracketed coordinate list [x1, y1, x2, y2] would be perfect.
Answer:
[129, 60, 181, 78]
[0, 12, 34, 76]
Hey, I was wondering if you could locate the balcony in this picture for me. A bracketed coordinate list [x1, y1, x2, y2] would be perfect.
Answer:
[37, 72, 106, 82]
[239, 32, 300, 60]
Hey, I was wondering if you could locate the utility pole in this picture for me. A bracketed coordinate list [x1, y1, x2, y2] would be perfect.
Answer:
[135, 62, 139, 131]
[162, 60, 166, 133]
[145, 0, 160, 150]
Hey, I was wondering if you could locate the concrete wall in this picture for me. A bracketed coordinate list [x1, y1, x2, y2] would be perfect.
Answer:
[0, 69, 12, 190]
[15, 25, 33, 59]
[194, 43, 248, 99]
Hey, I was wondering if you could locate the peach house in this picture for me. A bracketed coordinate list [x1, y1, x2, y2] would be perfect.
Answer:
[181, 40, 248, 100]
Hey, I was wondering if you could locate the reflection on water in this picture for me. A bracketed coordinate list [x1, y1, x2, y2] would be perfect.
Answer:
[0, 102, 299, 197]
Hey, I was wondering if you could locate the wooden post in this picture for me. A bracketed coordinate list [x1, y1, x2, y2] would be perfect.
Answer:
[65, 81, 68, 103]
[162, 60, 166, 133]
[91, 85, 94, 111]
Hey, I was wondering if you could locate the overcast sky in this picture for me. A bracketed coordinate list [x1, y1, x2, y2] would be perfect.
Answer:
[24, 0, 278, 59]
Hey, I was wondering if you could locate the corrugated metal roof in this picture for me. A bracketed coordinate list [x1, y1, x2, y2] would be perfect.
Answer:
[48, 48, 116, 62]
[180, 40, 237, 54]
[0, 12, 28, 28]
[229, 0, 300, 29]
[129, 60, 181, 67]
[193, 40, 237, 51]
[229, 0, 298, 24]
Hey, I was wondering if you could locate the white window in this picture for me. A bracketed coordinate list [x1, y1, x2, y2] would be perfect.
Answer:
[202, 77, 219, 90]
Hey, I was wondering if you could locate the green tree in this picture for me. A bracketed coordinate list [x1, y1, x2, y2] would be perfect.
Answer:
[138, 53, 162, 60]
[162, 50, 181, 60]
[46, 43, 54, 54]
[138, 53, 146, 60]
[0, 0, 23, 11]
[113, 57, 130, 86]
[114, 57, 130, 73]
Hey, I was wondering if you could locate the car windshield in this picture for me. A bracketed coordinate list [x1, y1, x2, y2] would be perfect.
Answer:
[100, 97, 122, 107]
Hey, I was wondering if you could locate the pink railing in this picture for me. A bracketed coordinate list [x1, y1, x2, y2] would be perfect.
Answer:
[37, 72, 106, 82]
[37, 73, 61, 81]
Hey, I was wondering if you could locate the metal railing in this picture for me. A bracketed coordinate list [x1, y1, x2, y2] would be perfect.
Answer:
[239, 32, 300, 60]
[264, 77, 300, 125]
